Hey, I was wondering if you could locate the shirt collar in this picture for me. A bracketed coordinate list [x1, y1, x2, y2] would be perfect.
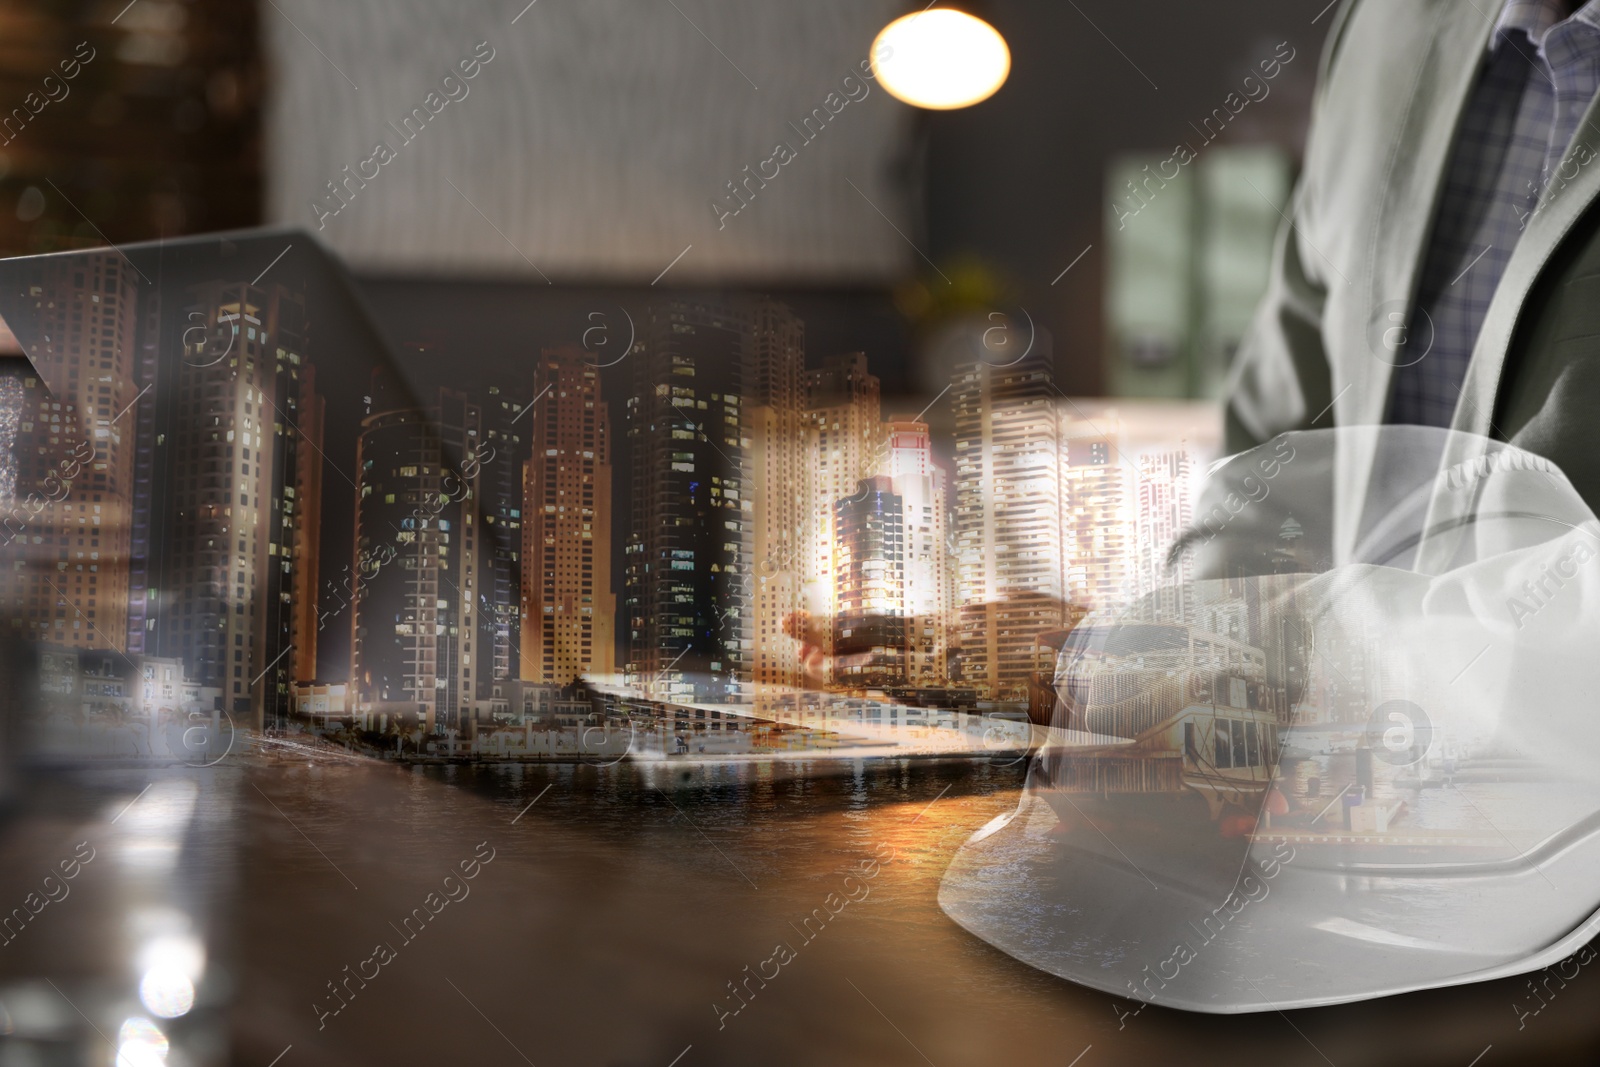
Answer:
[1491, 0, 1600, 51]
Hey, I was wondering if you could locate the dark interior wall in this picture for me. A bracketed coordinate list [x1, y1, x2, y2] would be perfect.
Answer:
[922, 0, 1330, 394]
[0, 0, 1332, 404]
[0, 0, 262, 257]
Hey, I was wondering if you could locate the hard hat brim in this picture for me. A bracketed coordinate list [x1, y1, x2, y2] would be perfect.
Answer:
[938, 789, 1600, 1013]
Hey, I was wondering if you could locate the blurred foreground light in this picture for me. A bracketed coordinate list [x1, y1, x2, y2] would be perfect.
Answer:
[139, 968, 195, 1020]
[871, 9, 1011, 110]
[136, 934, 206, 981]
[116, 1016, 169, 1066]
[137, 933, 204, 1018]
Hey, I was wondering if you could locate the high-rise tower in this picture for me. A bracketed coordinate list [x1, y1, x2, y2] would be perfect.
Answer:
[951, 345, 1066, 699]
[1135, 448, 1194, 619]
[521, 345, 614, 685]
[623, 301, 750, 703]
[881, 418, 953, 686]
[1061, 413, 1130, 613]
[832, 475, 905, 689]
[745, 299, 806, 695]
[0, 252, 143, 659]
[479, 383, 526, 691]
[126, 282, 164, 657]
[350, 384, 481, 733]
[803, 352, 881, 677]
[157, 279, 319, 726]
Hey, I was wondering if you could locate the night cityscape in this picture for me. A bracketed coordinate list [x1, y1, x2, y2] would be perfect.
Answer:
[7, 1, 1600, 1063]
[1, 249, 1229, 760]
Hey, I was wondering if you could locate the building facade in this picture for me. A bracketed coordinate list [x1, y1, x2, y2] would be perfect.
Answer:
[155, 280, 320, 726]
[521, 345, 615, 685]
[745, 300, 807, 696]
[832, 475, 905, 689]
[623, 301, 750, 703]
[880, 418, 953, 686]
[951, 346, 1067, 699]
[350, 383, 481, 733]
[1, 252, 143, 660]
[478, 383, 526, 692]
[1060, 414, 1131, 613]
[1134, 448, 1195, 620]
[803, 352, 881, 679]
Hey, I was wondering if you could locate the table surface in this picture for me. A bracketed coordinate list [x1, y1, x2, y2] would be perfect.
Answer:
[0, 754, 1594, 1066]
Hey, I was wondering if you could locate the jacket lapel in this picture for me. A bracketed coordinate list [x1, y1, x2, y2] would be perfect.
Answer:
[1334, 1, 1495, 562]
[1455, 92, 1600, 437]
[1359, 3, 1497, 425]
[1425, 16, 1600, 569]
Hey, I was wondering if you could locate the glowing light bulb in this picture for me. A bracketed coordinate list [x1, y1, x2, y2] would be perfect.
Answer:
[871, 8, 1011, 110]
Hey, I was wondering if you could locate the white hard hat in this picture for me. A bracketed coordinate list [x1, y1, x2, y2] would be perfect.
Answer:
[940, 427, 1600, 1012]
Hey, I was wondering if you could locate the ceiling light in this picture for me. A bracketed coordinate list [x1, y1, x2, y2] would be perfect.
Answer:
[871, 8, 1011, 110]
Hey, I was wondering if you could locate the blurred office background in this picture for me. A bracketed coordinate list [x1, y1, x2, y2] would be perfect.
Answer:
[19, 13, 1600, 1067]
[0, 0, 1321, 395]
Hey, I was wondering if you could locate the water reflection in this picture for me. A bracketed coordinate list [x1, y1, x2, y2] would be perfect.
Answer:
[0, 766, 236, 1067]
[2, 755, 1599, 1065]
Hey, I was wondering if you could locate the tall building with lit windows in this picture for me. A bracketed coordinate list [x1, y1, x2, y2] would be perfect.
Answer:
[520, 345, 614, 685]
[803, 352, 881, 675]
[1060, 414, 1131, 612]
[951, 345, 1067, 699]
[155, 280, 320, 727]
[0, 252, 143, 660]
[832, 475, 904, 689]
[745, 299, 806, 695]
[479, 383, 526, 690]
[126, 284, 164, 657]
[881, 418, 953, 686]
[827, 419, 954, 692]
[0, 355, 23, 505]
[1134, 448, 1194, 619]
[288, 366, 325, 683]
[350, 383, 482, 734]
[623, 301, 750, 704]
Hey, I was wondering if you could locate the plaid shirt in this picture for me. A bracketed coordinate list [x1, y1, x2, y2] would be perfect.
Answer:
[1386, 0, 1600, 427]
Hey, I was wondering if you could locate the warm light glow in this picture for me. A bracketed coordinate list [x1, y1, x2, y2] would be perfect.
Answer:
[871, 9, 1011, 110]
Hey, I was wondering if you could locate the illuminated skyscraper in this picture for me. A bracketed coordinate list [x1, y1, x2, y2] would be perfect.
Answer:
[832, 475, 905, 689]
[350, 384, 481, 733]
[480, 383, 526, 690]
[1060, 414, 1131, 612]
[746, 300, 806, 695]
[289, 366, 325, 683]
[126, 283, 164, 657]
[0, 253, 142, 658]
[881, 418, 953, 686]
[1135, 448, 1194, 619]
[951, 345, 1066, 699]
[624, 301, 749, 703]
[157, 280, 320, 726]
[521, 345, 614, 685]
[803, 352, 881, 675]
[0, 356, 22, 505]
